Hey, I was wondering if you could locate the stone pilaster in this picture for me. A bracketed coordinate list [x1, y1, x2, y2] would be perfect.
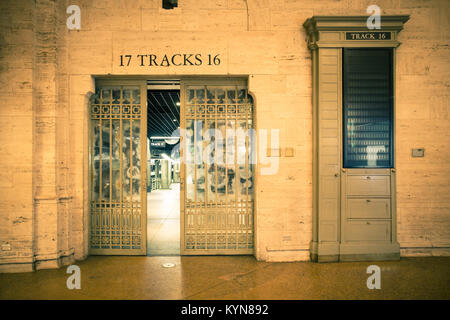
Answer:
[33, 0, 74, 270]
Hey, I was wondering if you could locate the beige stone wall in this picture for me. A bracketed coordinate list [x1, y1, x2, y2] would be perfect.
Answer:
[394, 0, 450, 255]
[0, 0, 449, 271]
[0, 0, 35, 272]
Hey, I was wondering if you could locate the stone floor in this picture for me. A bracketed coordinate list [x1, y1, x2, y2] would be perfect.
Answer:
[0, 256, 449, 300]
[147, 183, 180, 255]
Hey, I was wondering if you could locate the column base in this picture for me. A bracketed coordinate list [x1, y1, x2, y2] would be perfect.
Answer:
[0, 253, 76, 273]
[310, 241, 340, 262]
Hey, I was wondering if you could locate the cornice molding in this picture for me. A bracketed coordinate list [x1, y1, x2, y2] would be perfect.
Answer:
[303, 15, 410, 50]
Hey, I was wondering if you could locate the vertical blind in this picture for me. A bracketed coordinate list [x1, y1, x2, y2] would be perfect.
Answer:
[343, 48, 394, 168]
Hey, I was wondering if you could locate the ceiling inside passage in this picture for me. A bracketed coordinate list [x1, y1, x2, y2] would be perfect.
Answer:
[147, 90, 180, 138]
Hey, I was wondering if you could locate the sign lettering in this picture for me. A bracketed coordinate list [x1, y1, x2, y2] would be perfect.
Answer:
[150, 141, 166, 148]
[119, 54, 221, 67]
[346, 32, 391, 40]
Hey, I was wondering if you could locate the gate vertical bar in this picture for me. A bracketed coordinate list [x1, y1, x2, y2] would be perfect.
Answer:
[180, 81, 186, 254]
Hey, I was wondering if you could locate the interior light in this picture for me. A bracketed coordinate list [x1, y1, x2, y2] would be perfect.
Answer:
[162, 263, 175, 268]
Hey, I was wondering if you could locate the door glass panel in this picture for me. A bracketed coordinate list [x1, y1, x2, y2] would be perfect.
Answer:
[196, 88, 205, 104]
[131, 119, 141, 201]
[206, 119, 216, 202]
[112, 90, 120, 104]
[132, 89, 140, 104]
[101, 119, 110, 201]
[111, 120, 120, 201]
[226, 119, 235, 197]
[343, 48, 393, 168]
[123, 89, 131, 104]
[196, 119, 205, 202]
[122, 120, 131, 201]
[93, 120, 101, 201]
[216, 119, 226, 202]
[217, 88, 225, 104]
[101, 89, 110, 104]
[186, 119, 195, 202]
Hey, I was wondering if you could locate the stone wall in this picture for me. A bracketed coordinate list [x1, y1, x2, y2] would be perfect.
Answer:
[0, 0, 35, 272]
[0, 0, 448, 272]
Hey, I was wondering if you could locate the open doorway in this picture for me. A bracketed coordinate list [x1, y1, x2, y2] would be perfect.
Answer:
[88, 78, 254, 256]
[146, 81, 180, 255]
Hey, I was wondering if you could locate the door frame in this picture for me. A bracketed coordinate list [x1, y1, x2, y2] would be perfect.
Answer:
[88, 76, 253, 256]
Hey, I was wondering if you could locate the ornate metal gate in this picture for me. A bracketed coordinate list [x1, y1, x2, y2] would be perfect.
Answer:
[181, 80, 255, 254]
[89, 82, 147, 255]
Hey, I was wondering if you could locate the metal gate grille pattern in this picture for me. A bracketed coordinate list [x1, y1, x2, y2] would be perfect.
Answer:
[183, 85, 254, 253]
[90, 86, 144, 252]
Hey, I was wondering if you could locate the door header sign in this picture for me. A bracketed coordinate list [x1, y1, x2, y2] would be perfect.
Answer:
[303, 15, 409, 49]
[345, 32, 391, 40]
